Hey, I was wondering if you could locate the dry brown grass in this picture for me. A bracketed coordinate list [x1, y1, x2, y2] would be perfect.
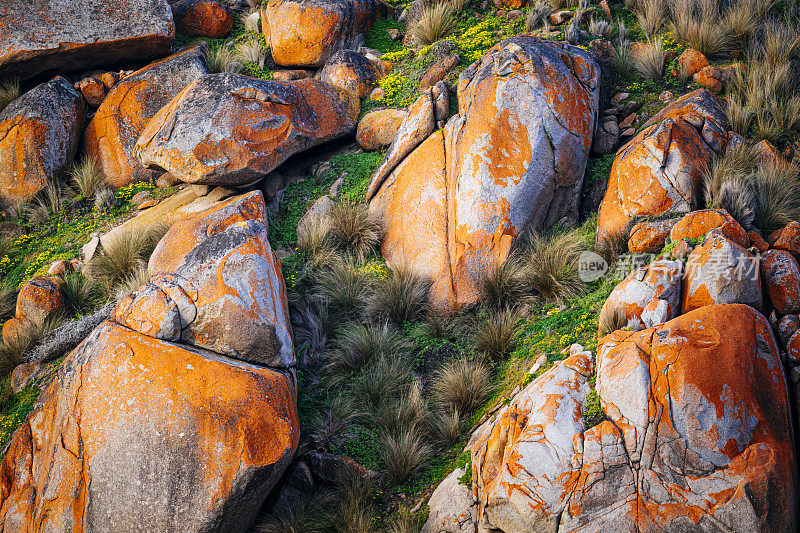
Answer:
[413, 2, 456, 46]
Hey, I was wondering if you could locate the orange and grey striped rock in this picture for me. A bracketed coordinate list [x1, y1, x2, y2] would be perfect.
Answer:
[0, 191, 298, 530]
[85, 43, 209, 188]
[0, 0, 174, 81]
[0, 77, 84, 208]
[369, 37, 599, 309]
[472, 305, 797, 532]
[597, 89, 729, 247]
[135, 74, 358, 187]
[262, 0, 387, 68]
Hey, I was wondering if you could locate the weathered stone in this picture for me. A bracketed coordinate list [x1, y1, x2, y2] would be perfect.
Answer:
[778, 314, 800, 348]
[85, 43, 209, 188]
[761, 249, 800, 315]
[356, 108, 407, 150]
[682, 230, 762, 313]
[136, 74, 358, 187]
[669, 208, 749, 248]
[422, 468, 477, 533]
[599, 259, 682, 333]
[171, 0, 233, 38]
[419, 54, 459, 92]
[677, 48, 709, 74]
[0, 0, 174, 81]
[16, 276, 64, 327]
[271, 69, 314, 81]
[0, 77, 84, 208]
[262, 0, 387, 67]
[369, 37, 599, 309]
[772, 221, 800, 257]
[627, 217, 679, 253]
[597, 89, 729, 246]
[77, 77, 107, 107]
[319, 49, 387, 99]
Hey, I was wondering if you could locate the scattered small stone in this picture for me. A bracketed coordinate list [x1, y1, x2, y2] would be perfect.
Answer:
[387, 28, 402, 41]
[658, 90, 673, 102]
[369, 87, 384, 101]
[550, 10, 573, 25]
[619, 112, 637, 128]
[130, 190, 153, 205]
[137, 199, 158, 209]
[611, 92, 629, 104]
[621, 127, 635, 137]
[507, 9, 524, 20]
[156, 173, 180, 187]
[329, 177, 345, 197]
[48, 259, 72, 276]
[673, 239, 693, 259]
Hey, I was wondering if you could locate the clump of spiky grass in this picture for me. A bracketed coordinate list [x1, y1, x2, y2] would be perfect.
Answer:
[0, 79, 19, 113]
[669, 0, 733, 57]
[382, 427, 432, 484]
[635, 0, 667, 39]
[366, 264, 430, 325]
[0, 279, 17, 323]
[526, 1, 553, 32]
[113, 264, 150, 302]
[313, 259, 373, 318]
[386, 507, 426, 533]
[206, 46, 244, 74]
[236, 35, 266, 68]
[429, 409, 463, 446]
[335, 469, 375, 533]
[70, 158, 106, 198]
[253, 489, 334, 533]
[615, 17, 631, 45]
[723, 0, 774, 52]
[325, 323, 411, 382]
[432, 356, 491, 414]
[0, 313, 65, 376]
[413, 2, 456, 46]
[85, 223, 168, 291]
[308, 394, 363, 451]
[612, 40, 635, 79]
[751, 161, 800, 236]
[327, 202, 382, 262]
[479, 257, 528, 312]
[520, 229, 585, 304]
[702, 143, 758, 205]
[633, 37, 666, 81]
[759, 18, 800, 67]
[348, 355, 413, 416]
[587, 15, 611, 38]
[598, 307, 628, 337]
[296, 215, 338, 270]
[26, 183, 67, 226]
[379, 381, 430, 437]
[60, 273, 105, 316]
[473, 309, 522, 363]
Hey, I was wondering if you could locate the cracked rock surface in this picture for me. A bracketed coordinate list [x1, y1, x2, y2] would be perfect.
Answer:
[367, 36, 599, 310]
[471, 304, 797, 532]
[0, 191, 299, 532]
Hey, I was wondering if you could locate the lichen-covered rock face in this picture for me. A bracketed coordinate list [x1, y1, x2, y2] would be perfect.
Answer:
[0, 322, 298, 531]
[761, 249, 800, 315]
[0, 77, 84, 208]
[472, 305, 797, 532]
[772, 221, 800, 257]
[136, 74, 358, 187]
[422, 468, 477, 533]
[356, 108, 407, 150]
[627, 217, 679, 253]
[597, 89, 729, 246]
[0, 190, 298, 531]
[319, 49, 387, 99]
[599, 259, 682, 332]
[369, 37, 599, 308]
[148, 191, 295, 368]
[0, 0, 174, 81]
[682, 230, 762, 313]
[262, 0, 387, 67]
[15, 276, 64, 327]
[670, 208, 749, 248]
[171, 0, 233, 38]
[85, 43, 209, 188]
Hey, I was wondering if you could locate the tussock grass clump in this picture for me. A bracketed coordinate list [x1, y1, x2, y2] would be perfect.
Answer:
[348, 355, 413, 415]
[413, 2, 456, 46]
[325, 323, 411, 382]
[587, 16, 611, 38]
[367, 265, 431, 325]
[702, 143, 758, 201]
[253, 489, 334, 533]
[70, 158, 106, 198]
[520, 229, 585, 304]
[669, 0, 733, 57]
[612, 41, 635, 79]
[429, 409, 463, 446]
[206, 46, 244, 74]
[335, 469, 375, 533]
[526, 2, 553, 32]
[0, 313, 65, 376]
[633, 37, 666, 81]
[432, 356, 491, 414]
[380, 381, 429, 437]
[236, 35, 266, 68]
[473, 308, 522, 362]
[0, 279, 16, 323]
[60, 273, 105, 316]
[598, 307, 628, 337]
[0, 79, 19, 113]
[85, 223, 168, 291]
[635, 0, 667, 39]
[479, 258, 528, 313]
[381, 428, 432, 484]
[114, 265, 151, 302]
[26, 183, 67, 225]
[751, 161, 800, 235]
[386, 507, 426, 533]
[309, 395, 363, 451]
[327, 202, 382, 262]
[313, 259, 373, 318]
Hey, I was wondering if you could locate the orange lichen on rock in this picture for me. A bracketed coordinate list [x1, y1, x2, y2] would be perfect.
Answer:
[761, 249, 800, 315]
[319, 49, 387, 99]
[627, 217, 679, 253]
[356, 108, 407, 150]
[172, 0, 233, 38]
[670, 208, 749, 247]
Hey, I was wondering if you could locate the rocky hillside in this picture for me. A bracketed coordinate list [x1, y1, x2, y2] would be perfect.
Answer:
[0, 0, 799, 531]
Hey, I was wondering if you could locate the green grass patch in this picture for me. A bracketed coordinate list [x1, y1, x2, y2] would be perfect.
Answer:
[0, 384, 41, 453]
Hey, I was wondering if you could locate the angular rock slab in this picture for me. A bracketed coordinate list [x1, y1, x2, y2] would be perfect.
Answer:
[472, 305, 797, 532]
[262, 0, 387, 68]
[148, 190, 295, 368]
[369, 36, 599, 308]
[597, 89, 729, 246]
[0, 77, 84, 207]
[85, 42, 209, 188]
[0, 321, 298, 531]
[136, 74, 358, 187]
[0, 0, 174, 81]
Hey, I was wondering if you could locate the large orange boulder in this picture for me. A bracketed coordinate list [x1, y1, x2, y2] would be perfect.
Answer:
[148, 191, 294, 367]
[262, 0, 387, 68]
[171, 0, 233, 38]
[85, 43, 209, 188]
[319, 49, 388, 99]
[136, 74, 358, 187]
[597, 90, 729, 246]
[0, 0, 174, 82]
[772, 221, 800, 257]
[0, 77, 84, 208]
[0, 190, 298, 530]
[472, 305, 798, 532]
[369, 37, 599, 308]
[15, 276, 64, 327]
[598, 259, 682, 332]
[682, 230, 762, 313]
[761, 249, 800, 315]
[356, 108, 407, 150]
[670, 208, 749, 247]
